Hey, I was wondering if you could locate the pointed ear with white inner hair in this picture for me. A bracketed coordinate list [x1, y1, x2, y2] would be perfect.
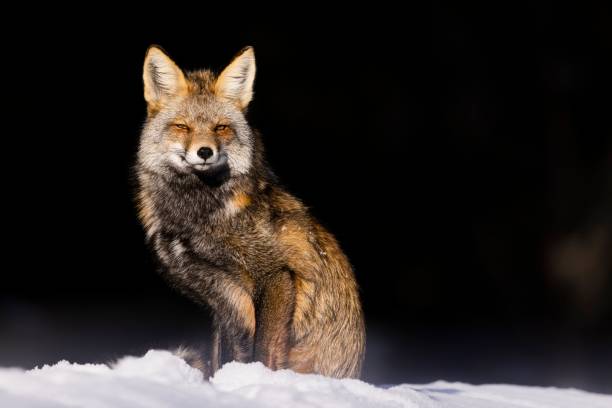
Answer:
[215, 47, 256, 109]
[143, 45, 188, 107]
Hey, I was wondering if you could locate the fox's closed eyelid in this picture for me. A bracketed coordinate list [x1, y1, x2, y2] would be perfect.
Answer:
[171, 123, 190, 131]
[214, 124, 230, 131]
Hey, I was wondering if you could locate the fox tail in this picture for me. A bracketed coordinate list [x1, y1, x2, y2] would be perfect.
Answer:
[173, 346, 211, 378]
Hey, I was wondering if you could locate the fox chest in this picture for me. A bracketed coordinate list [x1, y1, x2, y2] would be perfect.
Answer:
[145, 185, 283, 278]
[152, 220, 281, 279]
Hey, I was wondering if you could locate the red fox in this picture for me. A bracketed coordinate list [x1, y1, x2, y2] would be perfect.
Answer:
[135, 46, 365, 378]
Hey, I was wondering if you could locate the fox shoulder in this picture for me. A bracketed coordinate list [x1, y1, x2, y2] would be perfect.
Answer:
[269, 188, 306, 215]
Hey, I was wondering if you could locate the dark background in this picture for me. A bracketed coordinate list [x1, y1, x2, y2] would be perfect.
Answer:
[2, 4, 611, 392]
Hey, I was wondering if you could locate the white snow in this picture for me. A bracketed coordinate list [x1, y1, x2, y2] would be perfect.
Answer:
[0, 350, 610, 408]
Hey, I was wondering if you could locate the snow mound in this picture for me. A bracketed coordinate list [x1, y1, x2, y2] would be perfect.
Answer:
[0, 350, 610, 408]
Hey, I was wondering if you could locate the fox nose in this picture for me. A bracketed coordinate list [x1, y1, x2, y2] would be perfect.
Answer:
[197, 147, 214, 160]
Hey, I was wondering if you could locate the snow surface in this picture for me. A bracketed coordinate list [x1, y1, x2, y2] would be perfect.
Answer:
[0, 350, 610, 408]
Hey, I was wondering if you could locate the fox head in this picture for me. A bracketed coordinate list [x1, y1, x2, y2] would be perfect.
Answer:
[138, 46, 256, 183]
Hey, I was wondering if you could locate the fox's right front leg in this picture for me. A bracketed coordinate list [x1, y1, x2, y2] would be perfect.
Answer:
[201, 274, 256, 372]
[163, 255, 255, 374]
[210, 320, 223, 373]
[211, 308, 255, 372]
[155, 234, 256, 373]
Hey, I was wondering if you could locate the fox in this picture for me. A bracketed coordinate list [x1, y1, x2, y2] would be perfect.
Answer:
[135, 45, 365, 378]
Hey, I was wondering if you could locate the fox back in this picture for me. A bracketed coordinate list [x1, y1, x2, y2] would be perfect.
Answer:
[136, 46, 365, 378]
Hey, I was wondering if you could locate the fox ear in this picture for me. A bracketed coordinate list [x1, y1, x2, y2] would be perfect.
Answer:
[215, 47, 256, 109]
[143, 46, 188, 107]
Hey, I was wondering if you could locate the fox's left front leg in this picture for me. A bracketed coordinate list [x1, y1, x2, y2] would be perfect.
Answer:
[254, 269, 295, 369]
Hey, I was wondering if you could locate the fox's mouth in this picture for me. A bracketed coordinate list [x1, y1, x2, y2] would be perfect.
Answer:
[176, 153, 231, 186]
[178, 153, 228, 173]
[191, 153, 229, 172]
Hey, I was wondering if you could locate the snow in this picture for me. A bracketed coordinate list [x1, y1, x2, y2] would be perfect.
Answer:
[0, 350, 610, 408]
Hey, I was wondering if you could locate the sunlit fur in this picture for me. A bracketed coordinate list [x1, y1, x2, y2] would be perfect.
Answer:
[136, 46, 365, 379]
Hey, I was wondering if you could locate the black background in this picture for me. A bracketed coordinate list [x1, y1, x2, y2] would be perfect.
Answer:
[1, 4, 611, 392]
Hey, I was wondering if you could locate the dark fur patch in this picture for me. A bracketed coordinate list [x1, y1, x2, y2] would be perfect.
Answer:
[194, 162, 231, 187]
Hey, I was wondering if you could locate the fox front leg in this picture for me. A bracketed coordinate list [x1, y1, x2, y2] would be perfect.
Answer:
[173, 260, 256, 371]
[207, 281, 256, 371]
[210, 320, 223, 374]
[254, 269, 295, 370]
[210, 319, 252, 373]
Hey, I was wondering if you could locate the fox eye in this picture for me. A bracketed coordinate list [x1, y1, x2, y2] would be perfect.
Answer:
[173, 123, 190, 131]
[215, 124, 229, 132]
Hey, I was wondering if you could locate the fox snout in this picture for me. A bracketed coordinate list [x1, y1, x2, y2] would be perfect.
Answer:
[184, 143, 219, 165]
[196, 147, 214, 160]
[181, 142, 229, 174]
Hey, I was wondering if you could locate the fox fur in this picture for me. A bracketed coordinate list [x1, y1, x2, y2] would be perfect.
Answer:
[135, 45, 365, 378]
